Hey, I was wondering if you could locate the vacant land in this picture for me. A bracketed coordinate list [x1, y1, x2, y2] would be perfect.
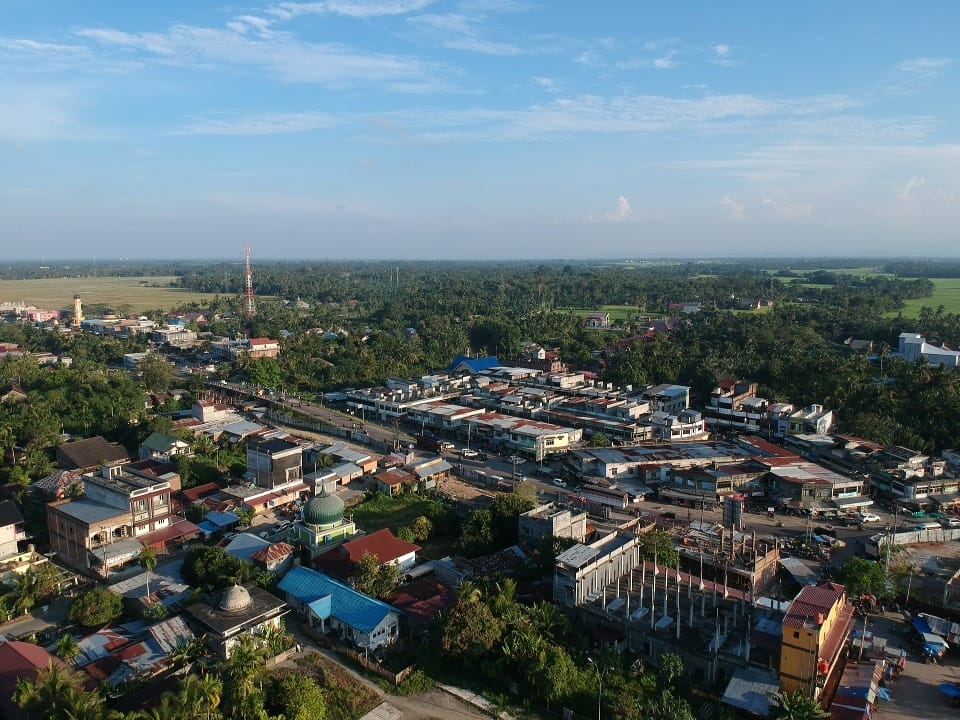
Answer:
[0, 276, 223, 313]
[564, 304, 641, 322]
[895, 278, 960, 318]
[350, 494, 441, 533]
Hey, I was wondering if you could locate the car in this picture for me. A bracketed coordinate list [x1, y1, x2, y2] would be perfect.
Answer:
[553, 478, 567, 488]
[914, 521, 941, 531]
[460, 448, 478, 459]
[943, 519, 960, 529]
[476, 451, 489, 461]
[507, 455, 526, 465]
[858, 513, 882, 523]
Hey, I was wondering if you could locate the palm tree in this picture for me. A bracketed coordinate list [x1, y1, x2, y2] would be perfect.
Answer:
[179, 674, 223, 720]
[771, 690, 829, 720]
[55, 634, 81, 665]
[139, 547, 159, 603]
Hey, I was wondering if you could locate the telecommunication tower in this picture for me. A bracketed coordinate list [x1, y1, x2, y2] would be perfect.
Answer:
[244, 244, 256, 317]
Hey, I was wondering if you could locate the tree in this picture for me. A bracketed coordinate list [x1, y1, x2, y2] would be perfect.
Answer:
[352, 552, 400, 599]
[411, 515, 433, 542]
[638, 530, 678, 569]
[771, 690, 829, 720]
[396, 526, 416, 543]
[265, 672, 327, 720]
[835, 556, 888, 598]
[659, 652, 684, 686]
[220, 635, 268, 720]
[140, 546, 159, 602]
[457, 509, 494, 557]
[138, 354, 174, 393]
[68, 587, 123, 628]
[15, 662, 113, 720]
[442, 595, 503, 660]
[179, 673, 223, 720]
[182, 545, 251, 590]
[54, 634, 81, 664]
[590, 433, 612, 447]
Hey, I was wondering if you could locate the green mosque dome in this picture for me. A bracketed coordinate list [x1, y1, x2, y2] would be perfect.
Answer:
[302, 489, 344, 526]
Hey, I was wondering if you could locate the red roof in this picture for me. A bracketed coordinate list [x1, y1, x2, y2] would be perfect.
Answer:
[0, 642, 63, 718]
[251, 542, 295, 564]
[783, 583, 847, 629]
[180, 482, 221, 503]
[342, 528, 420, 565]
[139, 519, 202, 549]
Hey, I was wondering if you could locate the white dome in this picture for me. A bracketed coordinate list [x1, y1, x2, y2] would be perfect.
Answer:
[220, 584, 252, 612]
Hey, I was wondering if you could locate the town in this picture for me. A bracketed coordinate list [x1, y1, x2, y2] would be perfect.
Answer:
[2, 259, 960, 720]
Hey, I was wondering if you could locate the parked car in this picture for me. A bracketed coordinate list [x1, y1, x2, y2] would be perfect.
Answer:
[858, 513, 882, 523]
[914, 521, 941, 531]
[476, 451, 489, 461]
[553, 478, 567, 488]
[507, 455, 526, 465]
[943, 519, 960, 529]
[460, 448, 478, 458]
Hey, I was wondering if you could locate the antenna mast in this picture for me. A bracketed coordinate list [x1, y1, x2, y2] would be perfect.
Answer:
[244, 244, 256, 318]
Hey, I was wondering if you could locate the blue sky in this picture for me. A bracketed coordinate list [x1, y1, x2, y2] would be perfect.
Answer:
[2, 1, 959, 260]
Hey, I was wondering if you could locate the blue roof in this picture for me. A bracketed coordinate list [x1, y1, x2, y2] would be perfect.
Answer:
[278, 566, 399, 634]
[197, 521, 219, 535]
[204, 511, 240, 528]
[446, 355, 500, 374]
[913, 616, 933, 635]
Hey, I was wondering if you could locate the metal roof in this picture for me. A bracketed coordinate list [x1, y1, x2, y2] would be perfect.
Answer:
[278, 566, 400, 634]
[54, 498, 129, 524]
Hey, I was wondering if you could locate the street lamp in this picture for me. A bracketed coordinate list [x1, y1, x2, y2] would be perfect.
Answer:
[587, 657, 602, 720]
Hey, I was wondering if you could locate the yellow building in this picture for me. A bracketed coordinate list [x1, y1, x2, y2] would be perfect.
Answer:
[780, 582, 854, 703]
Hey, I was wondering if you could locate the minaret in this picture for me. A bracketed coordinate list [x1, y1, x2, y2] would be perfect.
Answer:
[72, 294, 83, 328]
[244, 244, 256, 318]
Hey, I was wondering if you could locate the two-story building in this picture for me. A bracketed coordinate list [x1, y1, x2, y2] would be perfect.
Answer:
[519, 503, 588, 545]
[0, 500, 27, 560]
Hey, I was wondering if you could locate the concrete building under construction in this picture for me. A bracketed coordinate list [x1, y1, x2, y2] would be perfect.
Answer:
[554, 520, 782, 685]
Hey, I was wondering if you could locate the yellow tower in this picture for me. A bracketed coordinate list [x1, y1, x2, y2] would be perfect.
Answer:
[72, 294, 83, 328]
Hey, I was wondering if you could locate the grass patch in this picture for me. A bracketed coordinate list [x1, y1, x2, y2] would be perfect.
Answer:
[561, 305, 639, 323]
[893, 278, 960, 318]
[0, 276, 224, 314]
[349, 493, 442, 533]
[295, 651, 381, 720]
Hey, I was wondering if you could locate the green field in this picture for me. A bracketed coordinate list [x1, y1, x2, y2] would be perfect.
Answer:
[564, 305, 641, 323]
[0, 276, 223, 313]
[894, 278, 960, 318]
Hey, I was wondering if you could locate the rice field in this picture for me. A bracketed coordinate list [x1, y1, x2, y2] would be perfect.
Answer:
[0, 276, 224, 313]
[895, 278, 960, 318]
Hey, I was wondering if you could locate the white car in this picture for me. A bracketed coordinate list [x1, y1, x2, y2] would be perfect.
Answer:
[507, 455, 526, 465]
[943, 519, 960, 529]
[460, 449, 478, 459]
[858, 513, 881, 523]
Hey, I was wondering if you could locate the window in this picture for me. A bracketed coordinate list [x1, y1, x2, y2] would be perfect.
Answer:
[793, 631, 800, 639]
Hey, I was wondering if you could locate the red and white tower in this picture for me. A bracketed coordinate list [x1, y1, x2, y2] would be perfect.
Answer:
[244, 244, 256, 317]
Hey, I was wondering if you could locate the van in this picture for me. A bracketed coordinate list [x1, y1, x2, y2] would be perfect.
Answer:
[914, 521, 941, 531]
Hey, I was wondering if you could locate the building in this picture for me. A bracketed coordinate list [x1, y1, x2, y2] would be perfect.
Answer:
[0, 500, 27, 560]
[278, 566, 402, 651]
[779, 582, 854, 704]
[185, 584, 288, 659]
[374, 468, 418, 496]
[139, 432, 191, 462]
[641, 384, 691, 415]
[898, 332, 960, 368]
[47, 462, 199, 575]
[56, 436, 129, 471]
[465, 412, 582, 459]
[788, 406, 834, 436]
[0, 641, 64, 719]
[290, 489, 356, 559]
[320, 528, 420, 580]
[519, 502, 588, 544]
[212, 337, 280, 362]
[247, 436, 303, 490]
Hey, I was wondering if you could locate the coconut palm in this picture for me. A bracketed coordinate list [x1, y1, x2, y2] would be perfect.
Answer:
[771, 690, 829, 720]
[55, 634, 81, 665]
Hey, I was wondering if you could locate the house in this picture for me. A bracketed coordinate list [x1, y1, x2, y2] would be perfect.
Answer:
[584, 313, 610, 329]
[139, 432, 191, 462]
[0, 499, 27, 560]
[519, 503, 589, 544]
[224, 532, 272, 562]
[898, 332, 960, 368]
[278, 566, 402, 651]
[0, 641, 64, 719]
[317, 528, 420, 582]
[185, 584, 288, 659]
[56, 436, 129, 471]
[0, 385, 27, 403]
[375, 468, 418, 496]
[446, 355, 501, 374]
[31, 469, 85, 500]
[250, 542, 296, 576]
[406, 457, 453, 490]
[779, 582, 854, 704]
[788, 405, 834, 435]
[247, 436, 303, 490]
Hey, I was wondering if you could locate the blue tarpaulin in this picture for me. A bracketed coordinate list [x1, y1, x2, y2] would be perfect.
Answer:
[912, 616, 934, 635]
[197, 521, 219, 536]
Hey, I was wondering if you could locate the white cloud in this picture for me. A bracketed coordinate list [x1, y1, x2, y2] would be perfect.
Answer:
[896, 57, 953, 80]
[0, 84, 76, 143]
[604, 195, 634, 222]
[714, 44, 729, 57]
[653, 51, 677, 69]
[410, 11, 524, 56]
[575, 49, 599, 65]
[77, 24, 432, 87]
[762, 197, 812, 220]
[269, 0, 435, 20]
[721, 195, 745, 221]
[172, 111, 336, 136]
[897, 175, 926, 203]
[532, 76, 560, 93]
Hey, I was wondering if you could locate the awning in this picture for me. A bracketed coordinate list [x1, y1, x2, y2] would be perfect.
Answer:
[930, 493, 960, 506]
[138, 519, 201, 547]
[90, 537, 143, 565]
[833, 496, 874, 509]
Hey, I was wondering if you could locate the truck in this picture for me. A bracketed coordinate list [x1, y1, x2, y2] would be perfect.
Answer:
[416, 433, 454, 454]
